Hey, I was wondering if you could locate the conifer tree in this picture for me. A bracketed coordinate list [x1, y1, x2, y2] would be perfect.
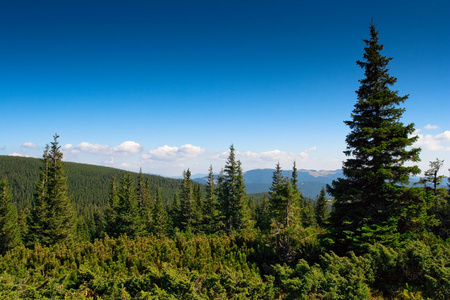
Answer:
[291, 161, 299, 192]
[217, 145, 253, 234]
[193, 183, 203, 228]
[152, 185, 168, 236]
[0, 177, 22, 254]
[169, 192, 182, 231]
[104, 177, 120, 237]
[137, 169, 153, 233]
[27, 134, 76, 246]
[116, 173, 143, 237]
[327, 23, 421, 253]
[180, 169, 196, 232]
[269, 163, 302, 230]
[301, 197, 316, 227]
[416, 159, 445, 196]
[255, 195, 271, 232]
[203, 165, 220, 233]
[315, 187, 329, 227]
[269, 163, 286, 226]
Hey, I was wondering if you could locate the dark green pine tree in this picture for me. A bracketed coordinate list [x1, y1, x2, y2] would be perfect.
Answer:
[268, 163, 302, 261]
[291, 161, 299, 192]
[193, 183, 203, 230]
[27, 134, 77, 246]
[217, 145, 253, 234]
[301, 197, 316, 227]
[115, 173, 144, 238]
[137, 169, 153, 234]
[104, 177, 120, 238]
[203, 165, 220, 233]
[315, 187, 329, 227]
[152, 185, 168, 236]
[255, 195, 271, 233]
[180, 169, 196, 232]
[0, 177, 22, 254]
[169, 192, 182, 232]
[327, 23, 421, 253]
[269, 162, 286, 227]
[269, 162, 302, 230]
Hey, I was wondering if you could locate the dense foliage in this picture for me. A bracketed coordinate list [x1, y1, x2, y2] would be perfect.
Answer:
[327, 23, 424, 254]
[0, 24, 449, 299]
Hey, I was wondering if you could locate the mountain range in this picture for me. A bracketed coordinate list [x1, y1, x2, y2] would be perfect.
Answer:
[193, 168, 344, 199]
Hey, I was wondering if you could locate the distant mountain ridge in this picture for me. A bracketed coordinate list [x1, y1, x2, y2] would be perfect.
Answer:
[193, 168, 344, 199]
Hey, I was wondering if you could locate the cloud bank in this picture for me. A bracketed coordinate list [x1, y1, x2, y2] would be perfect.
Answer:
[142, 144, 205, 162]
[63, 141, 143, 156]
[413, 126, 450, 151]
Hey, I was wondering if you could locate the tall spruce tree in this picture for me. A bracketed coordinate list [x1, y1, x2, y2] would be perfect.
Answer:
[217, 145, 253, 234]
[104, 174, 143, 238]
[315, 187, 329, 227]
[203, 165, 220, 233]
[152, 185, 168, 236]
[104, 177, 120, 238]
[0, 177, 22, 254]
[180, 169, 196, 232]
[116, 173, 143, 237]
[27, 134, 77, 246]
[137, 169, 153, 234]
[327, 23, 421, 253]
[269, 163, 302, 230]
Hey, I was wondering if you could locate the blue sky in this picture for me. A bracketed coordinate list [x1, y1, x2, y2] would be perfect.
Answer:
[1, 0, 449, 177]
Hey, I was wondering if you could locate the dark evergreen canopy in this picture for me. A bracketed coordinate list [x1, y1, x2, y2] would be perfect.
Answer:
[327, 23, 421, 253]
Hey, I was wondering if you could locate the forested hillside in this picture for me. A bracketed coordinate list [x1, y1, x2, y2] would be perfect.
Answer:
[0, 24, 449, 299]
[0, 155, 183, 212]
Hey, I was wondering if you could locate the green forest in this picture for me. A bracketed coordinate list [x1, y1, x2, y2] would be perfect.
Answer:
[0, 24, 449, 299]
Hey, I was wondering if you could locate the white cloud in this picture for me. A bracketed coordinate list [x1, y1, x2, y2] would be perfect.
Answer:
[424, 124, 439, 130]
[414, 130, 450, 151]
[103, 156, 115, 164]
[76, 142, 110, 154]
[143, 144, 205, 161]
[213, 147, 319, 171]
[22, 142, 37, 149]
[436, 131, 450, 142]
[62, 141, 142, 156]
[9, 152, 30, 157]
[112, 141, 142, 154]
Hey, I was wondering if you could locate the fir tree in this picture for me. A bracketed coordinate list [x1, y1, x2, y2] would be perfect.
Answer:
[104, 177, 120, 238]
[269, 163, 302, 230]
[269, 163, 286, 227]
[27, 134, 77, 246]
[193, 183, 203, 232]
[152, 185, 168, 236]
[180, 169, 196, 232]
[291, 161, 299, 192]
[327, 23, 421, 253]
[217, 145, 253, 234]
[169, 192, 182, 232]
[301, 197, 316, 227]
[268, 163, 302, 261]
[255, 195, 271, 232]
[315, 187, 329, 227]
[137, 169, 153, 234]
[116, 173, 143, 237]
[0, 177, 22, 254]
[203, 165, 220, 233]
